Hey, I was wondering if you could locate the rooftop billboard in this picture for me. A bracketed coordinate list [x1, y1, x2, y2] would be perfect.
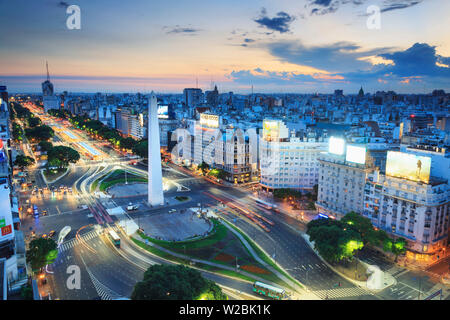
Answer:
[158, 105, 169, 119]
[386, 151, 431, 183]
[346, 145, 366, 164]
[328, 136, 345, 155]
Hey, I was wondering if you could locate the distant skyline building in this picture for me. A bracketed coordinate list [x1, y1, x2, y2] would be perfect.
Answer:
[41, 61, 59, 112]
[147, 92, 164, 206]
[183, 88, 203, 109]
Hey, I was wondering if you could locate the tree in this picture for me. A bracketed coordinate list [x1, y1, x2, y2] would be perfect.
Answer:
[38, 141, 53, 152]
[208, 168, 226, 180]
[25, 125, 54, 142]
[391, 238, 407, 262]
[120, 137, 137, 150]
[341, 211, 377, 246]
[28, 116, 41, 128]
[306, 218, 363, 263]
[273, 188, 303, 200]
[131, 265, 227, 300]
[198, 161, 209, 175]
[14, 154, 35, 169]
[26, 238, 58, 272]
[132, 140, 148, 158]
[20, 284, 34, 300]
[47, 146, 80, 168]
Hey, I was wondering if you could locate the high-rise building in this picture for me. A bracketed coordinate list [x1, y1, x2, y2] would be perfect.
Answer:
[260, 119, 327, 192]
[316, 138, 375, 219]
[364, 165, 449, 262]
[0, 86, 8, 106]
[147, 93, 164, 206]
[205, 85, 219, 107]
[41, 62, 59, 112]
[183, 88, 203, 108]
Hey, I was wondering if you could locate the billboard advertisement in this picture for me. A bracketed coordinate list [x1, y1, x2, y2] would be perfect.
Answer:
[328, 137, 345, 155]
[386, 151, 431, 183]
[346, 145, 366, 164]
[158, 104, 169, 119]
[200, 113, 219, 128]
[263, 120, 280, 141]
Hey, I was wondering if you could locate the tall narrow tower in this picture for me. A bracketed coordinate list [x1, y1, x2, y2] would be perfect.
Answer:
[148, 92, 164, 206]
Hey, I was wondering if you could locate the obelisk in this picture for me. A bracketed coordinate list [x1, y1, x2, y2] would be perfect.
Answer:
[148, 92, 164, 206]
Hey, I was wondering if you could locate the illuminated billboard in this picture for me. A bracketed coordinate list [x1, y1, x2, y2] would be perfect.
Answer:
[200, 113, 219, 128]
[346, 145, 366, 164]
[386, 151, 431, 183]
[328, 137, 345, 155]
[263, 120, 280, 141]
[158, 105, 169, 119]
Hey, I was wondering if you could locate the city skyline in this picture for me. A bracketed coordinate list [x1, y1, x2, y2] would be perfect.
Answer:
[1, 0, 450, 93]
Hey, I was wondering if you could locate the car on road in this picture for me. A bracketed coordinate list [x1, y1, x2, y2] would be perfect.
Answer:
[127, 203, 139, 211]
[168, 209, 176, 214]
[48, 230, 56, 238]
[42, 210, 48, 216]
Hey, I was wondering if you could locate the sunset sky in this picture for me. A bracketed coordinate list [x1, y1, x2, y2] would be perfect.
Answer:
[0, 0, 449, 93]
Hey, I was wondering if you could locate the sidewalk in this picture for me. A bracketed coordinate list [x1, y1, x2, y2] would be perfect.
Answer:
[301, 233, 396, 294]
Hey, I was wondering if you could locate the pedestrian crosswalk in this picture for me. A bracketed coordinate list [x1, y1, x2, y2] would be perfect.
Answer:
[312, 286, 372, 300]
[87, 268, 123, 300]
[58, 230, 99, 252]
[78, 252, 125, 300]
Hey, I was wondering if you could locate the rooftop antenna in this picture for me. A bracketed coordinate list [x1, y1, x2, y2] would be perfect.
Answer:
[46, 61, 50, 81]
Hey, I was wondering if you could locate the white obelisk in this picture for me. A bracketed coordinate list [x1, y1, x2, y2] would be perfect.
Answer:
[148, 92, 164, 206]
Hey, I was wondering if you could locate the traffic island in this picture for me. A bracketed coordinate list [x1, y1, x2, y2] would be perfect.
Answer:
[129, 212, 293, 290]
[41, 167, 69, 184]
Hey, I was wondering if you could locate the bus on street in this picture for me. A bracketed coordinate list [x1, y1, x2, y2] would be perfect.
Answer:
[252, 281, 286, 300]
[108, 229, 120, 248]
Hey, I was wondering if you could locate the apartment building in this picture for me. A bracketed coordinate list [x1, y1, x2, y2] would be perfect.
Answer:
[260, 119, 327, 192]
[364, 169, 449, 262]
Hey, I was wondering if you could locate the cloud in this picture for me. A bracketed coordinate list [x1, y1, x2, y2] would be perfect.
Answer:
[230, 42, 450, 91]
[307, 0, 424, 16]
[254, 8, 295, 33]
[378, 43, 450, 78]
[265, 40, 392, 73]
[338, 43, 450, 89]
[163, 25, 201, 35]
[244, 38, 255, 43]
[228, 68, 344, 86]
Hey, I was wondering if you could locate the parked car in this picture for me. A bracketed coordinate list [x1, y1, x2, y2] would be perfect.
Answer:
[126, 203, 139, 211]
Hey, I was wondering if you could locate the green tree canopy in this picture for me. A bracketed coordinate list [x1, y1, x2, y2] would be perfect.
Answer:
[38, 141, 53, 152]
[132, 140, 148, 158]
[131, 265, 227, 300]
[208, 168, 226, 180]
[28, 116, 42, 128]
[14, 154, 35, 169]
[273, 188, 303, 200]
[25, 125, 54, 142]
[307, 218, 363, 263]
[47, 146, 80, 168]
[120, 137, 137, 150]
[26, 238, 58, 272]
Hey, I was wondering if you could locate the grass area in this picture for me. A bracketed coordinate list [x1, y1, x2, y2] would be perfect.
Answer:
[137, 219, 227, 250]
[175, 196, 189, 202]
[221, 218, 303, 289]
[136, 219, 292, 288]
[43, 167, 68, 181]
[90, 179, 100, 192]
[99, 169, 147, 192]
